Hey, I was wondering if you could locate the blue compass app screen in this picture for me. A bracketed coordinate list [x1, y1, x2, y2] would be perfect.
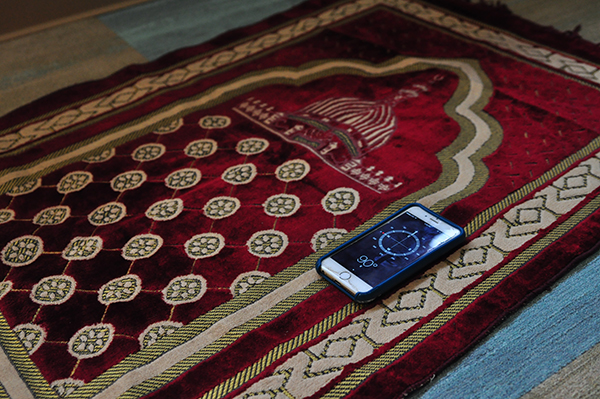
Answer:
[331, 211, 452, 287]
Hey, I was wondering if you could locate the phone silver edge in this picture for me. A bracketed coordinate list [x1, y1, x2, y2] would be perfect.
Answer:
[408, 205, 460, 238]
[319, 257, 372, 295]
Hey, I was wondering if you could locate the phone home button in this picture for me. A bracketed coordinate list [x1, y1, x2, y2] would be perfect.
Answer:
[339, 272, 351, 280]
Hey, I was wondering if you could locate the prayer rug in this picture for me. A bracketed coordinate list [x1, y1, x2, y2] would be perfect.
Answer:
[1, 0, 600, 397]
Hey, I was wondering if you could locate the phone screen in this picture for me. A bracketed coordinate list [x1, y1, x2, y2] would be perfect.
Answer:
[329, 209, 457, 287]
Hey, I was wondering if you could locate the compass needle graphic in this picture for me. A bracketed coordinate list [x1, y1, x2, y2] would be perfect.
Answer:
[378, 229, 420, 256]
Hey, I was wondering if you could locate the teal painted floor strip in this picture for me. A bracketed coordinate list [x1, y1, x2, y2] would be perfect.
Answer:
[99, 0, 306, 60]
[410, 249, 600, 399]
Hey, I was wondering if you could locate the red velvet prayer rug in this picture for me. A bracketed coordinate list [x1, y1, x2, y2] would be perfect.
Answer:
[1, 0, 600, 397]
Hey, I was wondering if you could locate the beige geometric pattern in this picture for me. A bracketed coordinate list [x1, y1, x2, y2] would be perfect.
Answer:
[185, 139, 218, 159]
[138, 321, 183, 350]
[0, 209, 14, 224]
[50, 378, 84, 398]
[84, 148, 115, 163]
[88, 202, 127, 226]
[153, 118, 183, 135]
[246, 230, 289, 258]
[236, 138, 269, 155]
[67, 323, 115, 360]
[311, 228, 348, 252]
[275, 159, 311, 182]
[1, 235, 44, 267]
[30, 275, 77, 306]
[263, 194, 301, 217]
[6, 178, 41, 196]
[203, 196, 241, 220]
[57, 171, 93, 194]
[184, 233, 226, 259]
[111, 170, 147, 192]
[62, 236, 103, 261]
[13, 324, 46, 356]
[199, 116, 231, 129]
[33, 205, 71, 226]
[162, 274, 208, 305]
[132, 143, 166, 162]
[0, 281, 11, 301]
[165, 168, 202, 190]
[230, 271, 271, 297]
[98, 275, 142, 305]
[383, 0, 600, 83]
[236, 153, 600, 398]
[122, 234, 163, 260]
[321, 188, 360, 215]
[221, 163, 257, 185]
[145, 198, 184, 221]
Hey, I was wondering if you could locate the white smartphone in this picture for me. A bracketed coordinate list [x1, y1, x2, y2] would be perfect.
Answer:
[316, 203, 465, 302]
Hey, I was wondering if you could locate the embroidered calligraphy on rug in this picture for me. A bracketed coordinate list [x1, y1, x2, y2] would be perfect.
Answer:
[1, 0, 599, 398]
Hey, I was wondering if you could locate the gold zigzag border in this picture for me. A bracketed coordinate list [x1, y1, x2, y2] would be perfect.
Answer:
[4, 134, 595, 399]
[324, 194, 600, 397]
[196, 140, 600, 399]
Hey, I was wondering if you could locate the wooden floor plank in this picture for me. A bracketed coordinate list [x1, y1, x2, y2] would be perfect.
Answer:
[0, 19, 146, 117]
[98, 0, 307, 60]
[0, 0, 152, 41]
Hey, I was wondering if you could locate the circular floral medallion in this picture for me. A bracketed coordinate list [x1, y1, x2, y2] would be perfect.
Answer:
[132, 143, 166, 162]
[111, 170, 147, 192]
[138, 321, 183, 349]
[88, 202, 127, 226]
[62, 236, 103, 261]
[57, 171, 93, 194]
[33, 206, 70, 226]
[311, 228, 348, 252]
[14, 324, 46, 355]
[30, 275, 76, 305]
[122, 234, 163, 260]
[84, 148, 115, 163]
[162, 274, 207, 305]
[246, 230, 289, 258]
[165, 168, 202, 190]
[236, 138, 269, 155]
[1, 235, 43, 267]
[51, 378, 84, 398]
[0, 209, 15, 224]
[199, 115, 231, 129]
[263, 194, 301, 217]
[68, 323, 115, 359]
[146, 198, 184, 221]
[221, 163, 257, 185]
[321, 187, 360, 215]
[275, 159, 310, 182]
[98, 274, 142, 305]
[203, 196, 240, 220]
[185, 139, 218, 159]
[230, 271, 271, 297]
[7, 178, 41, 197]
[0, 281, 12, 301]
[153, 118, 183, 135]
[184, 233, 225, 259]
